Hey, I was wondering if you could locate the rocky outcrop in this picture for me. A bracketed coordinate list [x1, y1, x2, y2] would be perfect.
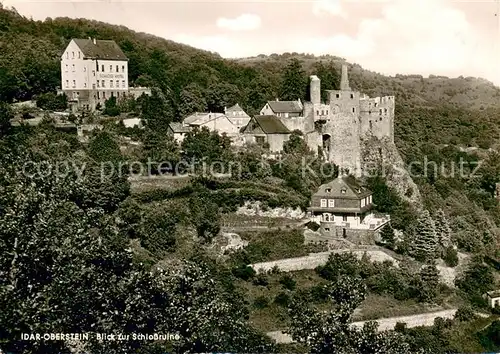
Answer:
[361, 136, 422, 208]
[236, 201, 306, 219]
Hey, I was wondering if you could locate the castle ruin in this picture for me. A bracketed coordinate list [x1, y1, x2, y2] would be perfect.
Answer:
[275, 64, 395, 176]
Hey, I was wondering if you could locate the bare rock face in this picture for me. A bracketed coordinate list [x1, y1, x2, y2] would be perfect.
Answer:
[220, 232, 248, 252]
[361, 136, 422, 208]
[236, 201, 306, 219]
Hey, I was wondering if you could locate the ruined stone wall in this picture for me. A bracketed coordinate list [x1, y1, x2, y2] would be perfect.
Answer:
[359, 96, 395, 142]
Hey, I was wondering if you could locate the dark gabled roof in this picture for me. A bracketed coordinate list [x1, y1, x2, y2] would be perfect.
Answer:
[252, 115, 290, 134]
[313, 176, 372, 200]
[73, 39, 128, 60]
[267, 100, 303, 113]
[169, 122, 191, 133]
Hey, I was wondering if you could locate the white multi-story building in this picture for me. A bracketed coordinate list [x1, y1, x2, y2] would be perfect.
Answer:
[60, 38, 129, 111]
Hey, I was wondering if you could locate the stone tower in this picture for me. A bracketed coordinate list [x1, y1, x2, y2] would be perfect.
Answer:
[340, 64, 351, 91]
[310, 75, 321, 105]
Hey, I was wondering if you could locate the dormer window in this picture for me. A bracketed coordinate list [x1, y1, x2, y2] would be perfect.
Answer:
[341, 188, 347, 194]
[325, 188, 331, 193]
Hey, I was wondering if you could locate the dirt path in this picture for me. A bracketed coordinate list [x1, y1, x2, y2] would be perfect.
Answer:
[267, 309, 458, 344]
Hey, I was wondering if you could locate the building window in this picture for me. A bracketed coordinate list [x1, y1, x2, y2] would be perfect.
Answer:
[72, 80, 76, 88]
[72, 64, 75, 72]
[379, 109, 382, 115]
[110, 65, 113, 72]
[97, 81, 100, 88]
[341, 188, 346, 194]
[101, 65, 104, 72]
[326, 110, 328, 115]
[116, 80, 119, 88]
[369, 195, 372, 204]
[384, 108, 388, 113]
[350, 93, 354, 99]
[72, 51, 74, 58]
[101, 80, 105, 87]
[352, 107, 355, 113]
[343, 215, 348, 222]
[65, 80, 69, 88]
[336, 93, 340, 98]
[83, 67, 86, 72]
[103, 92, 106, 99]
[117, 92, 120, 98]
[325, 228, 330, 232]
[361, 199, 365, 208]
[255, 136, 265, 145]
[328, 199, 335, 208]
[65, 64, 68, 72]
[84, 83, 87, 88]
[321, 110, 324, 115]
[116, 65, 119, 72]
[92, 70, 95, 76]
[122, 65, 125, 72]
[78, 52, 81, 59]
[325, 188, 331, 193]
[122, 80, 125, 87]
[66, 52, 69, 59]
[320, 199, 327, 208]
[96, 63, 99, 72]
[110, 81, 114, 88]
[97, 92, 100, 99]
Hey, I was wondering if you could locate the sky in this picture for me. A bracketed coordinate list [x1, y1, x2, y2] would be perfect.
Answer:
[3, 0, 500, 85]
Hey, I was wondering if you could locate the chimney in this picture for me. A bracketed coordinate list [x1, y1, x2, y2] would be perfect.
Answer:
[93, 38, 96, 45]
[340, 64, 351, 91]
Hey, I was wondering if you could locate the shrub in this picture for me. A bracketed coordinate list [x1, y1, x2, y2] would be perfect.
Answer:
[274, 292, 290, 307]
[454, 306, 477, 322]
[253, 296, 269, 309]
[252, 273, 269, 287]
[279, 275, 296, 290]
[232, 264, 256, 281]
[442, 246, 459, 267]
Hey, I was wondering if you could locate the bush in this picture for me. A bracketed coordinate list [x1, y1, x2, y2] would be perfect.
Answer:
[232, 264, 256, 281]
[274, 292, 290, 307]
[454, 306, 476, 322]
[252, 273, 269, 287]
[442, 246, 459, 267]
[279, 275, 296, 290]
[253, 296, 269, 309]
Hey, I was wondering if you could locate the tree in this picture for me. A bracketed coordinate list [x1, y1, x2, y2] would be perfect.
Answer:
[141, 87, 175, 133]
[283, 130, 311, 155]
[137, 206, 178, 257]
[280, 58, 307, 101]
[419, 262, 440, 301]
[181, 126, 232, 174]
[178, 83, 207, 118]
[434, 209, 452, 251]
[88, 131, 123, 165]
[103, 96, 121, 116]
[36, 92, 67, 111]
[206, 82, 240, 112]
[188, 186, 221, 243]
[380, 224, 396, 249]
[412, 210, 438, 262]
[312, 61, 340, 101]
[141, 128, 180, 174]
[287, 275, 412, 353]
[455, 257, 495, 296]
[0, 101, 12, 136]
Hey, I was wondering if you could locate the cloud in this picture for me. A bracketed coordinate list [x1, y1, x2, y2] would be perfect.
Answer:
[305, 0, 498, 83]
[216, 13, 261, 31]
[313, 0, 347, 18]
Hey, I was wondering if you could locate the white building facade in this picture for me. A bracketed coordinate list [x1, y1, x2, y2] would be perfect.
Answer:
[61, 38, 129, 111]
